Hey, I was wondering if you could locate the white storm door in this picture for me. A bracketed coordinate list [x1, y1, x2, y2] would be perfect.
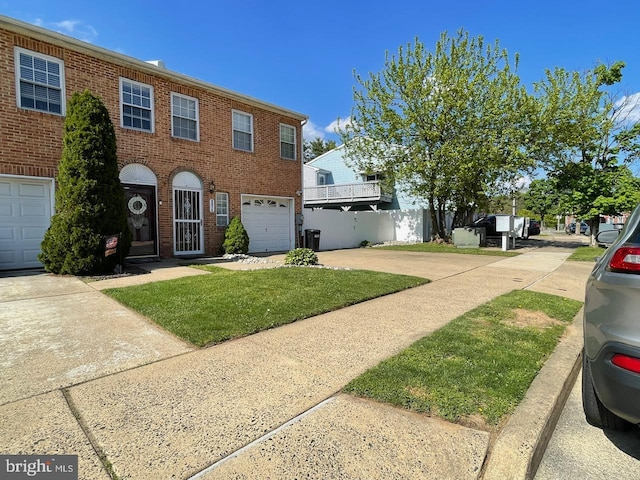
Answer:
[173, 188, 203, 255]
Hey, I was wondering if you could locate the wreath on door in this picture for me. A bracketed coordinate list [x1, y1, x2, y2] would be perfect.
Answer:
[128, 195, 148, 230]
[128, 195, 148, 215]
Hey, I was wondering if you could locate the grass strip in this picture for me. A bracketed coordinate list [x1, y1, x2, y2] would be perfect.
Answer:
[567, 245, 605, 262]
[343, 290, 582, 428]
[375, 242, 519, 256]
[104, 266, 428, 347]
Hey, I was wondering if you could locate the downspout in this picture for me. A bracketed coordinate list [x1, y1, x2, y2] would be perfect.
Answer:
[298, 119, 308, 248]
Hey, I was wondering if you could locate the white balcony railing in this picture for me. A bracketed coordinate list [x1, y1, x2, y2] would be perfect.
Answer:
[304, 182, 392, 205]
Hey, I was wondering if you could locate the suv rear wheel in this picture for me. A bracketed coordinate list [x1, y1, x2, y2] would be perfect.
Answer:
[582, 351, 632, 431]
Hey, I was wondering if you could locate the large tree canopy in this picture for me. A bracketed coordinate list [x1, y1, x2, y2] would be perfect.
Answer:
[340, 30, 536, 239]
[533, 62, 640, 237]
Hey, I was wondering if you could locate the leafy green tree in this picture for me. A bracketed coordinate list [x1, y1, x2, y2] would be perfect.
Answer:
[39, 90, 130, 274]
[339, 31, 536, 239]
[304, 137, 337, 161]
[222, 216, 250, 254]
[533, 62, 640, 239]
[523, 178, 562, 227]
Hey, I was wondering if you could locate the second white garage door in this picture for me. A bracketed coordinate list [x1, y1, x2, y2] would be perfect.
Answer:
[241, 196, 293, 253]
[0, 176, 53, 270]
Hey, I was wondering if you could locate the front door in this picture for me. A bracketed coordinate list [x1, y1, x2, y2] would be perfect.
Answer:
[173, 187, 203, 254]
[124, 185, 158, 257]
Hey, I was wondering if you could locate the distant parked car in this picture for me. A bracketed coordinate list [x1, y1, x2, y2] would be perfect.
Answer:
[583, 202, 640, 431]
[468, 215, 498, 237]
[528, 220, 541, 236]
[566, 221, 590, 235]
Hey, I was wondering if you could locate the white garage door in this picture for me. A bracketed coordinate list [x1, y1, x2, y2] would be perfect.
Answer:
[241, 196, 293, 253]
[0, 177, 53, 270]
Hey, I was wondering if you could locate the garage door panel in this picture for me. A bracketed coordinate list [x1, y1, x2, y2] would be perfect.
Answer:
[23, 226, 48, 240]
[19, 183, 48, 197]
[21, 204, 49, 217]
[241, 196, 292, 254]
[0, 204, 12, 216]
[0, 250, 16, 263]
[22, 249, 42, 263]
[0, 177, 52, 270]
[0, 180, 11, 195]
[0, 227, 15, 240]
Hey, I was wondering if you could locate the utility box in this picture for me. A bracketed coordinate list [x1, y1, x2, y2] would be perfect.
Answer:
[453, 227, 485, 248]
[495, 214, 514, 233]
[495, 215, 514, 251]
[305, 229, 321, 251]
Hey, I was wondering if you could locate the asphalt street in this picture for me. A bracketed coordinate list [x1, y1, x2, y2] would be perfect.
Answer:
[535, 370, 640, 479]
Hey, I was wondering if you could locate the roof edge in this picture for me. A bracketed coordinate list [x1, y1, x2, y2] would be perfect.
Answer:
[0, 15, 307, 121]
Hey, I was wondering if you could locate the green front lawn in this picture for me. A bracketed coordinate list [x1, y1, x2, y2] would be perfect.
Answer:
[343, 290, 582, 428]
[104, 266, 429, 346]
[568, 246, 605, 262]
[375, 242, 519, 257]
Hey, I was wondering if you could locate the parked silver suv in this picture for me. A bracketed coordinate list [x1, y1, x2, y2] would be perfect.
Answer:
[583, 203, 640, 430]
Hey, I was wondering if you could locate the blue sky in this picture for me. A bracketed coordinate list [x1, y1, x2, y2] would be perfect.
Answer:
[3, 0, 640, 144]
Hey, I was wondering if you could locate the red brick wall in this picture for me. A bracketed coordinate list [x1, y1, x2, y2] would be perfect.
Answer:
[0, 29, 304, 257]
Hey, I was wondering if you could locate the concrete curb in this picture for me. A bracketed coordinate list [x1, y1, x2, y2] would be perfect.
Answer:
[482, 308, 584, 479]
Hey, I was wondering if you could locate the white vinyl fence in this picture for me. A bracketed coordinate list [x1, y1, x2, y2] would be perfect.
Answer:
[301, 208, 434, 250]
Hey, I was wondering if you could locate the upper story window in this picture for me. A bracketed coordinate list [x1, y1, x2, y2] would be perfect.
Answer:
[171, 93, 199, 141]
[15, 47, 65, 115]
[318, 173, 327, 186]
[232, 110, 253, 152]
[280, 124, 296, 160]
[120, 78, 154, 132]
[365, 174, 380, 182]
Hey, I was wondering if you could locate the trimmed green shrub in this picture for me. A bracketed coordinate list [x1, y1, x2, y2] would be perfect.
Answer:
[285, 248, 319, 266]
[223, 216, 250, 254]
[39, 90, 130, 274]
[359, 240, 372, 247]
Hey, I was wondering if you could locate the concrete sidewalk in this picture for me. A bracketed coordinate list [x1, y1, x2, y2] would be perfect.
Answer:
[0, 247, 591, 479]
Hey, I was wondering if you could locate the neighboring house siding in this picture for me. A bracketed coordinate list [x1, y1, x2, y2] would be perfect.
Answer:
[0, 20, 305, 260]
[306, 147, 356, 185]
[303, 144, 433, 248]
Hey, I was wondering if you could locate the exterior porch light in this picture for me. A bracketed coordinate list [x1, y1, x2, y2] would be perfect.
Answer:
[209, 181, 215, 193]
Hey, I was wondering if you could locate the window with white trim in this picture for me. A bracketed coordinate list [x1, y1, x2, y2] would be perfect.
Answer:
[171, 93, 199, 141]
[318, 173, 327, 186]
[120, 78, 154, 132]
[232, 110, 253, 151]
[280, 124, 296, 160]
[216, 192, 229, 226]
[15, 47, 65, 115]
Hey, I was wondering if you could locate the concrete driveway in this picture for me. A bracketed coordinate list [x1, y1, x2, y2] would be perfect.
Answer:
[0, 241, 593, 479]
[0, 272, 192, 405]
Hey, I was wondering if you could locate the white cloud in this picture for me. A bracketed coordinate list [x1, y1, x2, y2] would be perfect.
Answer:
[32, 18, 98, 43]
[515, 175, 532, 190]
[325, 116, 354, 135]
[614, 92, 640, 122]
[304, 116, 356, 142]
[303, 120, 326, 141]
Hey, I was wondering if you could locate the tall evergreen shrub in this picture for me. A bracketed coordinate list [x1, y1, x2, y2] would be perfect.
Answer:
[39, 90, 130, 274]
[222, 216, 250, 254]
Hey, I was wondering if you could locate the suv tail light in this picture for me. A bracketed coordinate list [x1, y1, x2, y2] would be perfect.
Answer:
[609, 246, 640, 273]
[612, 354, 640, 374]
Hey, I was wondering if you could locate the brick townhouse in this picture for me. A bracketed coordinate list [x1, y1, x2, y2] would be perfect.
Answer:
[0, 15, 307, 270]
